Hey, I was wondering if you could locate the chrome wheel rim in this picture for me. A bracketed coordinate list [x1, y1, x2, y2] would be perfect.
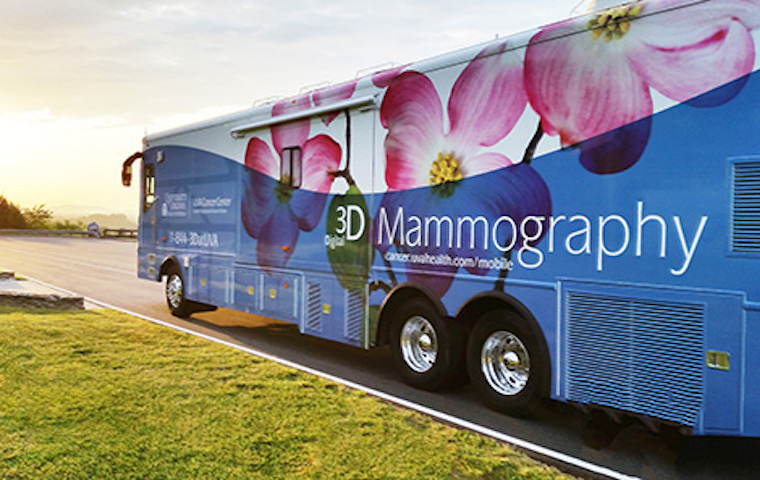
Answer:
[481, 331, 530, 396]
[400, 315, 438, 373]
[166, 274, 184, 309]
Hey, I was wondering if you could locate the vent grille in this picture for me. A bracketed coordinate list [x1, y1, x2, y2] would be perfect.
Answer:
[344, 287, 364, 343]
[306, 283, 322, 332]
[732, 160, 760, 253]
[566, 291, 705, 426]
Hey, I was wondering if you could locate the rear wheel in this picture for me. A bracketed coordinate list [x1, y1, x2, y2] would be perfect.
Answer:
[390, 299, 465, 391]
[467, 310, 547, 417]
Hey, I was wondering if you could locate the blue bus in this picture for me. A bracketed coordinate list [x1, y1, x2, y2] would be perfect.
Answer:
[123, 0, 760, 437]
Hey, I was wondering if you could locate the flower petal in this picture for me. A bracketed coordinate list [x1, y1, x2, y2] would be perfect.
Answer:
[241, 169, 278, 239]
[459, 151, 513, 179]
[373, 163, 551, 291]
[272, 95, 311, 153]
[244, 137, 279, 179]
[630, 17, 755, 105]
[735, 0, 760, 28]
[380, 71, 445, 190]
[448, 163, 552, 262]
[578, 114, 651, 174]
[685, 75, 750, 108]
[448, 41, 528, 148]
[256, 204, 300, 268]
[632, 0, 760, 46]
[289, 188, 329, 232]
[313, 80, 358, 125]
[372, 65, 407, 88]
[288, 135, 341, 231]
[300, 135, 343, 193]
[525, 26, 652, 146]
[382, 189, 460, 294]
[241, 138, 280, 239]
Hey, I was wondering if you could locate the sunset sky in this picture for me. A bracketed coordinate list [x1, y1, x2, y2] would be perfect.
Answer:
[0, 0, 576, 221]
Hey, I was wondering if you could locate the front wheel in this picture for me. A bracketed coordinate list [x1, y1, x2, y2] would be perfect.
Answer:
[467, 310, 547, 417]
[165, 266, 196, 318]
[390, 299, 465, 391]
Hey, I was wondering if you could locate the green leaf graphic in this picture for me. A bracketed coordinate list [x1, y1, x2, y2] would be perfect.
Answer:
[326, 185, 373, 290]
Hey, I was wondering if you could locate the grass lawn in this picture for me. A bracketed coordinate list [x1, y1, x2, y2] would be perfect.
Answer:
[0, 307, 576, 479]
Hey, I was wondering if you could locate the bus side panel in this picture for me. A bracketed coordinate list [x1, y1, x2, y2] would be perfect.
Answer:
[301, 272, 367, 347]
[745, 308, 760, 436]
[529, 75, 760, 434]
[366, 71, 760, 433]
[556, 280, 745, 435]
[142, 115, 374, 347]
[141, 145, 239, 303]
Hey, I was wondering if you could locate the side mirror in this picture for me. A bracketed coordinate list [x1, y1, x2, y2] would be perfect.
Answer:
[121, 152, 143, 187]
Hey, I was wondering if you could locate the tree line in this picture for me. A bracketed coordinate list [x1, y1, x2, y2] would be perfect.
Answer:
[0, 195, 84, 230]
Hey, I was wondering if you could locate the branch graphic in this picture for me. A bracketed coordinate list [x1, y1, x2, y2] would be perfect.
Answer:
[494, 121, 544, 292]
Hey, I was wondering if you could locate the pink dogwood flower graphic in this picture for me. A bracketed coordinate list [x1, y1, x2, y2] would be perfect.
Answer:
[242, 97, 342, 268]
[376, 42, 551, 296]
[525, 0, 760, 173]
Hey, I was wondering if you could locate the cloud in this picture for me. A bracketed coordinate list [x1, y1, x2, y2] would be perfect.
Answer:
[0, 0, 568, 122]
[0, 0, 573, 216]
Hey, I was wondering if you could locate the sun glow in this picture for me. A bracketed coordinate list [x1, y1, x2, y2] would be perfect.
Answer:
[0, 110, 142, 219]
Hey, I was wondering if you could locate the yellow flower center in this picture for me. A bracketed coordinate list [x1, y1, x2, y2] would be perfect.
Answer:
[429, 152, 463, 186]
[588, 2, 643, 42]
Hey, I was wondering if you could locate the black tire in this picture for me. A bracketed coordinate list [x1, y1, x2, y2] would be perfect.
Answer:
[164, 265, 197, 318]
[389, 298, 465, 391]
[466, 310, 548, 417]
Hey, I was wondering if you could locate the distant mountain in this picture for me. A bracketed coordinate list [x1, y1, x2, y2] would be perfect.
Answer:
[56, 213, 137, 230]
[53, 205, 137, 222]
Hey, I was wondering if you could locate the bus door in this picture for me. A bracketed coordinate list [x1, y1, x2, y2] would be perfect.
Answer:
[141, 160, 157, 246]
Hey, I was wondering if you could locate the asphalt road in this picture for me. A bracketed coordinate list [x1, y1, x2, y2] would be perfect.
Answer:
[2, 236, 759, 480]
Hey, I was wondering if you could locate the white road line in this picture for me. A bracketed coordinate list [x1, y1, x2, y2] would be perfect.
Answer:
[23, 275, 640, 480]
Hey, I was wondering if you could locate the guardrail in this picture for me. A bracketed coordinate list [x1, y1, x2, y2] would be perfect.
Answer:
[0, 229, 138, 239]
[0, 229, 93, 237]
[102, 228, 138, 239]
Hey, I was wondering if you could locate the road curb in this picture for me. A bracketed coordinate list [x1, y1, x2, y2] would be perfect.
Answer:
[0, 271, 85, 310]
